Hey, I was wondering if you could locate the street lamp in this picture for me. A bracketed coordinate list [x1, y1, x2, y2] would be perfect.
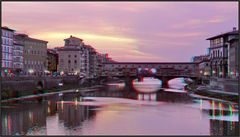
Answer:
[74, 71, 78, 75]
[44, 70, 49, 73]
[29, 69, 34, 74]
[60, 71, 64, 76]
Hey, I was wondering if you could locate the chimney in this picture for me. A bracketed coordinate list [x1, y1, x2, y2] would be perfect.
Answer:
[233, 27, 236, 31]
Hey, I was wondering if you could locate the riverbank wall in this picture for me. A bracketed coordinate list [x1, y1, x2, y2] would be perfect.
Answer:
[209, 78, 238, 93]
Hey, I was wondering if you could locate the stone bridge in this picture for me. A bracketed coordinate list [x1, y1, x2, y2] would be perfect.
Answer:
[101, 62, 199, 88]
[99, 74, 197, 89]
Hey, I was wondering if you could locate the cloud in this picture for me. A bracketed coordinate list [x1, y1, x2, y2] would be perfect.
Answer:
[156, 31, 206, 38]
[2, 2, 238, 62]
[171, 17, 225, 29]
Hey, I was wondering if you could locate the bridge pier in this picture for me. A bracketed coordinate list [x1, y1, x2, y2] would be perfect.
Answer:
[161, 80, 169, 88]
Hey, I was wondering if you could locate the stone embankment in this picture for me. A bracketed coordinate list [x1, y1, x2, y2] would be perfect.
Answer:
[1, 76, 103, 100]
[184, 77, 238, 103]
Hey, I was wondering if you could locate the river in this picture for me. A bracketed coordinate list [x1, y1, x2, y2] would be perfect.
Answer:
[1, 77, 239, 135]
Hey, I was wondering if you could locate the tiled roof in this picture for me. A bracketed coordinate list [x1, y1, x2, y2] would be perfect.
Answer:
[1, 26, 15, 31]
[64, 35, 83, 41]
[15, 33, 48, 43]
[28, 37, 48, 43]
[206, 30, 239, 40]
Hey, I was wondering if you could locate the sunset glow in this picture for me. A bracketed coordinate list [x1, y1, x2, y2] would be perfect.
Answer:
[2, 2, 238, 62]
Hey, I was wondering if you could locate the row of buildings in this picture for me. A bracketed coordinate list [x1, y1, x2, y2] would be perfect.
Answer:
[1, 27, 48, 77]
[1, 26, 113, 78]
[193, 27, 239, 80]
[56, 35, 113, 78]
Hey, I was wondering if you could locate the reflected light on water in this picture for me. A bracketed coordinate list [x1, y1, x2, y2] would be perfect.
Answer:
[137, 93, 157, 101]
[8, 115, 12, 135]
[132, 77, 161, 93]
[1, 81, 238, 136]
[211, 101, 216, 119]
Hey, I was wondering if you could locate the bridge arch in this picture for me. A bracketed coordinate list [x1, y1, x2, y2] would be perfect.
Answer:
[36, 80, 45, 90]
[154, 76, 196, 88]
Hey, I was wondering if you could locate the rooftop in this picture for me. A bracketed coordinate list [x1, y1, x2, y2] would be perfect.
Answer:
[47, 49, 58, 54]
[206, 28, 239, 40]
[64, 35, 83, 41]
[1, 26, 15, 31]
[15, 33, 48, 43]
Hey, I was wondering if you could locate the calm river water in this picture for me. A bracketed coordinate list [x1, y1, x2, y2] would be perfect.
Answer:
[1, 78, 239, 135]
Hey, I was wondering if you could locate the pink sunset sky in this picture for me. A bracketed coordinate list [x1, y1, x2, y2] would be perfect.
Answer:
[2, 2, 238, 62]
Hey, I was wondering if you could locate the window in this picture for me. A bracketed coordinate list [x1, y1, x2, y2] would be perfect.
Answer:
[68, 60, 71, 63]
[68, 55, 71, 58]
[74, 55, 77, 58]
[5, 31, 8, 38]
[74, 60, 77, 63]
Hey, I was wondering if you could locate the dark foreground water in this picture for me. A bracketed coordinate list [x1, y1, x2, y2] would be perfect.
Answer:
[1, 79, 239, 135]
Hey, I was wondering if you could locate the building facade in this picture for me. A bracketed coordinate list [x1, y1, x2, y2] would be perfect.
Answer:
[12, 41, 24, 75]
[57, 46, 82, 75]
[1, 27, 14, 77]
[57, 35, 115, 78]
[58, 36, 86, 76]
[47, 49, 58, 74]
[58, 36, 100, 78]
[15, 34, 48, 76]
[228, 37, 239, 79]
[206, 27, 239, 78]
[192, 55, 210, 78]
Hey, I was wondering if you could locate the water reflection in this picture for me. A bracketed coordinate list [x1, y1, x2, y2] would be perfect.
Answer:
[1, 78, 239, 135]
[137, 93, 157, 101]
[1, 103, 47, 135]
[107, 82, 125, 91]
[57, 100, 97, 129]
[210, 120, 239, 136]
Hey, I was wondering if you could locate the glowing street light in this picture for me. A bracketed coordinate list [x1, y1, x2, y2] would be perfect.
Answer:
[204, 72, 208, 76]
[60, 71, 64, 76]
[74, 71, 78, 75]
[29, 69, 34, 74]
[44, 70, 50, 73]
